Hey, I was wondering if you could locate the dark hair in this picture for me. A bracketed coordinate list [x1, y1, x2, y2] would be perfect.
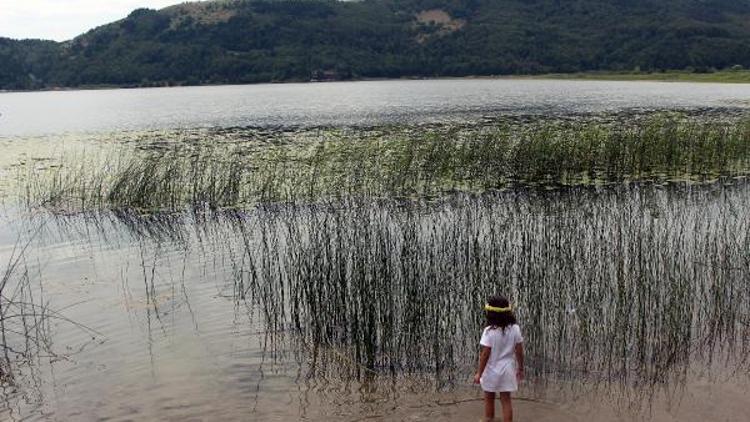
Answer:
[485, 295, 517, 331]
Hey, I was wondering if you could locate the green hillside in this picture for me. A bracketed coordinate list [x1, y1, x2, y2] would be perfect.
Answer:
[2, 0, 750, 90]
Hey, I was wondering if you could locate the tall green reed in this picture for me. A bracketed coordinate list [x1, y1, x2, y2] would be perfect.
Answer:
[236, 183, 748, 391]
[65, 181, 744, 391]
[17, 115, 750, 212]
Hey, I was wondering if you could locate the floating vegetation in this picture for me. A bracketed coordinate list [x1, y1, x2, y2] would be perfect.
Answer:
[15, 114, 750, 212]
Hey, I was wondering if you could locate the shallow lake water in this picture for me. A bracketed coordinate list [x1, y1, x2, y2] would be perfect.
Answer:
[2, 183, 750, 421]
[1, 80, 749, 421]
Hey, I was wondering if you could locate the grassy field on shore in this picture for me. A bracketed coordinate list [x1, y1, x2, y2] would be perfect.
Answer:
[529, 69, 750, 83]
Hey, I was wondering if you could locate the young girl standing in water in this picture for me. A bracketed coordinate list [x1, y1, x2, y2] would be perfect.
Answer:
[473, 295, 524, 422]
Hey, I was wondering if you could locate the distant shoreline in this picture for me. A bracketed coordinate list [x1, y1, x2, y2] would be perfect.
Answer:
[2, 70, 750, 94]
[521, 69, 750, 83]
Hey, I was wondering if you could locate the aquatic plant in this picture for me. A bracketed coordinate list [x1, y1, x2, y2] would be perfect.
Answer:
[7, 112, 750, 412]
[17, 114, 750, 212]
[41, 181, 750, 396]
[0, 232, 98, 385]
[0, 237, 46, 383]
[223, 182, 750, 392]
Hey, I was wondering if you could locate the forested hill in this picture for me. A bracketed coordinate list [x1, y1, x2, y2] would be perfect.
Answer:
[3, 0, 750, 90]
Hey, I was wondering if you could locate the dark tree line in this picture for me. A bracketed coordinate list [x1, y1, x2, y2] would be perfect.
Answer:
[2, 0, 750, 90]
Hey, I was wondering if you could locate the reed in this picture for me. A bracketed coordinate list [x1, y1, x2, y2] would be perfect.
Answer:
[9, 112, 750, 404]
[224, 183, 750, 391]
[17, 114, 750, 212]
[45, 181, 749, 394]
[0, 236, 47, 383]
[0, 231, 98, 385]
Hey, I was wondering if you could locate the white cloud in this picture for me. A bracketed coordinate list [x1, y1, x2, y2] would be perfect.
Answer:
[0, 1, 195, 41]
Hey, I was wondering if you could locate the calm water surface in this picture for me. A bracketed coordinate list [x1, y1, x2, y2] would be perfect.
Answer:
[1, 79, 750, 136]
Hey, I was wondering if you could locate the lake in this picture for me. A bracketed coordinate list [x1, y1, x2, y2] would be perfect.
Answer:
[1, 79, 750, 136]
[1, 79, 749, 422]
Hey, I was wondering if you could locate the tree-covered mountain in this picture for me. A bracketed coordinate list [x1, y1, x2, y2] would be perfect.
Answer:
[2, 0, 750, 90]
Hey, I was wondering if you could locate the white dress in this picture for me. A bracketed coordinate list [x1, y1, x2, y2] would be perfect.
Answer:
[479, 324, 523, 393]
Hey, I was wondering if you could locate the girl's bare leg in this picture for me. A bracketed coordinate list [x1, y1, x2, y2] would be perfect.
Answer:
[484, 391, 496, 421]
[498, 392, 513, 422]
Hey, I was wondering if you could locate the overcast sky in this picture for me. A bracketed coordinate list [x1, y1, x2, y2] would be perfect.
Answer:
[0, 1, 193, 41]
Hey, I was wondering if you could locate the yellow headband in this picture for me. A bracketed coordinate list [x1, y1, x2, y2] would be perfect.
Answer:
[485, 304, 511, 313]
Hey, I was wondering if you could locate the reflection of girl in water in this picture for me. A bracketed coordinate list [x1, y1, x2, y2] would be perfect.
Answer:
[473, 295, 525, 422]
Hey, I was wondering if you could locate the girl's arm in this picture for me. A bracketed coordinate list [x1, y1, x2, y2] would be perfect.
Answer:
[515, 343, 525, 381]
[473, 346, 491, 384]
